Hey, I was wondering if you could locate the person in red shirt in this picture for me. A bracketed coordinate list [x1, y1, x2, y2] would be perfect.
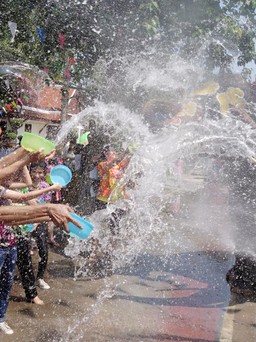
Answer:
[97, 146, 131, 208]
[96, 146, 132, 237]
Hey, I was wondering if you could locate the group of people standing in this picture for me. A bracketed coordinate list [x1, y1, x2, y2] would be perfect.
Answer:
[0, 124, 134, 335]
[0, 146, 81, 335]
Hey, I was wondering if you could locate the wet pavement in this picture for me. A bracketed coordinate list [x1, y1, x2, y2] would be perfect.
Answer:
[1, 246, 256, 342]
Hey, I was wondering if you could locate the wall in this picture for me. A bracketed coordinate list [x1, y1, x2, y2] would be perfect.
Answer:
[17, 120, 59, 139]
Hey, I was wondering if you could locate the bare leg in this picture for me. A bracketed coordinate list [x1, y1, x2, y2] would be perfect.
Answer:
[47, 221, 59, 247]
[31, 296, 44, 305]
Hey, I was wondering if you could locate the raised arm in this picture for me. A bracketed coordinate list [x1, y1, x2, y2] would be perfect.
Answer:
[0, 147, 29, 168]
[0, 157, 31, 183]
[9, 166, 32, 189]
[0, 147, 55, 168]
[119, 151, 132, 170]
[0, 150, 55, 184]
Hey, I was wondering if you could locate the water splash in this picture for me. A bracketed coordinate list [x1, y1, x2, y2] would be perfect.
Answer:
[57, 51, 256, 340]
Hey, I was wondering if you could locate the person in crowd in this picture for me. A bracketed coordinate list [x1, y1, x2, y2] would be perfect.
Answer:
[224, 156, 256, 295]
[87, 145, 132, 274]
[45, 157, 64, 247]
[0, 178, 62, 334]
[0, 185, 66, 334]
[77, 145, 132, 278]
[27, 162, 58, 290]
[78, 119, 110, 214]
[14, 166, 62, 304]
[4, 180, 61, 309]
[96, 146, 131, 210]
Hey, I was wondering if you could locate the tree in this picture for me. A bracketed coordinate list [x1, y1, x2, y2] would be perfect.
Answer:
[0, 0, 101, 120]
[156, 0, 256, 72]
[0, 0, 255, 105]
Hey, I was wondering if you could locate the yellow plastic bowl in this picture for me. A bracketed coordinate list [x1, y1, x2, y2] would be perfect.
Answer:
[21, 132, 55, 154]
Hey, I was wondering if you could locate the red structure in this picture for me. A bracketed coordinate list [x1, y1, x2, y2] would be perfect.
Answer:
[22, 86, 80, 123]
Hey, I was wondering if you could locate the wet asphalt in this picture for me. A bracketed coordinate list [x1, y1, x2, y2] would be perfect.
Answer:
[2, 245, 256, 342]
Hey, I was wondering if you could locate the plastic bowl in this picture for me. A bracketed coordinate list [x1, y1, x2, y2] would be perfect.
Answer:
[50, 165, 72, 187]
[21, 132, 55, 154]
[77, 131, 90, 145]
[26, 224, 34, 232]
[68, 213, 94, 240]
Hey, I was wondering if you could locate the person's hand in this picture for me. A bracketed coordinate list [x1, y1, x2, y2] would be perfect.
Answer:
[27, 199, 40, 206]
[44, 149, 56, 160]
[27, 149, 45, 163]
[27, 149, 56, 163]
[50, 183, 62, 192]
[47, 204, 82, 233]
[126, 179, 136, 189]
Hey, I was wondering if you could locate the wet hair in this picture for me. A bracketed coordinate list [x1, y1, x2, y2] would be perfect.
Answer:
[30, 162, 47, 170]
[89, 119, 96, 130]
[103, 144, 118, 155]
[100, 145, 115, 161]
[102, 145, 111, 155]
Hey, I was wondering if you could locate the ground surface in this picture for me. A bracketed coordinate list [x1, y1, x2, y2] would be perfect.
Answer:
[2, 243, 256, 342]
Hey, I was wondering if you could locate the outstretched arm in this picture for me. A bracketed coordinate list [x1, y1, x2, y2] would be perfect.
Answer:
[4, 184, 62, 203]
[0, 203, 82, 232]
[0, 203, 50, 224]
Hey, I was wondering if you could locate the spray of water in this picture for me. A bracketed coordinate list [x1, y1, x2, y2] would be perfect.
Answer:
[54, 49, 256, 340]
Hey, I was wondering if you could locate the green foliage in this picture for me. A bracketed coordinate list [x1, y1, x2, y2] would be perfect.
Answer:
[6, 130, 17, 140]
[158, 0, 256, 70]
[139, 0, 160, 36]
[10, 118, 24, 129]
[0, 0, 255, 89]
[0, 0, 99, 87]
[206, 42, 233, 69]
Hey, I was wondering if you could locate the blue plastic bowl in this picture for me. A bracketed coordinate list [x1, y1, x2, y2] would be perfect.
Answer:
[26, 224, 35, 232]
[50, 165, 72, 187]
[68, 213, 94, 240]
